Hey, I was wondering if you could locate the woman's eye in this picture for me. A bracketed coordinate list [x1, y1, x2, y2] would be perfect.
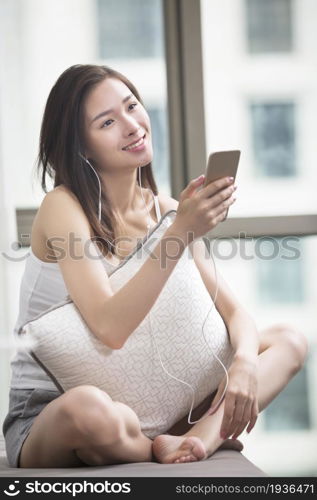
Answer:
[101, 103, 137, 127]
[102, 119, 114, 128]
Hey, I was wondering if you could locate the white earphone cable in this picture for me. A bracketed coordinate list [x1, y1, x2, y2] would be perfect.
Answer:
[79, 153, 102, 223]
[138, 166, 152, 237]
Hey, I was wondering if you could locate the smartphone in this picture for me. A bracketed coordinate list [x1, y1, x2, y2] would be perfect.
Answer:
[203, 150, 240, 188]
[202, 149, 241, 219]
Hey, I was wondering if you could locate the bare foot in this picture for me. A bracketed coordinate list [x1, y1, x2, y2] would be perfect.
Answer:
[152, 434, 207, 464]
[219, 438, 244, 452]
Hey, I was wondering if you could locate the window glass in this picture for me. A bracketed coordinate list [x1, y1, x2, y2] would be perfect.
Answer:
[147, 108, 170, 191]
[98, 0, 163, 59]
[250, 102, 296, 177]
[246, 0, 293, 53]
[207, 235, 315, 446]
[256, 237, 305, 304]
[201, 0, 317, 217]
[263, 361, 311, 431]
[201, 0, 316, 476]
[206, 234, 314, 324]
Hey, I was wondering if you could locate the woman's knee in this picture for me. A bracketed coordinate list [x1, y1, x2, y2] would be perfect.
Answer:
[273, 323, 308, 373]
[61, 385, 124, 445]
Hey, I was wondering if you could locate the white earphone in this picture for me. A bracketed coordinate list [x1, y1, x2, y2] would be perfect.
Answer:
[138, 164, 152, 236]
[78, 153, 102, 222]
[78, 153, 151, 233]
[78, 153, 229, 424]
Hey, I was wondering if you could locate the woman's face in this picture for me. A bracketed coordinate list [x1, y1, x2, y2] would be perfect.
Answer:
[83, 77, 153, 171]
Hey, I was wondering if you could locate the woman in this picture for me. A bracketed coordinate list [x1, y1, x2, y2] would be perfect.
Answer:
[3, 64, 307, 468]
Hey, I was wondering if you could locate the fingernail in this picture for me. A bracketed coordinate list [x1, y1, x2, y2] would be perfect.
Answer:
[228, 176, 234, 182]
[196, 174, 205, 181]
[233, 185, 238, 191]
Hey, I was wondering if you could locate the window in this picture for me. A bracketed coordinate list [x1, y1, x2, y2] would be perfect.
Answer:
[201, 0, 316, 217]
[263, 361, 311, 431]
[246, 0, 293, 53]
[250, 102, 296, 178]
[256, 237, 305, 304]
[147, 108, 169, 191]
[96, 0, 171, 194]
[97, 0, 163, 59]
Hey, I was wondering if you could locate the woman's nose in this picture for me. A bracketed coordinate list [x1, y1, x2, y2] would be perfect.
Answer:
[122, 115, 141, 136]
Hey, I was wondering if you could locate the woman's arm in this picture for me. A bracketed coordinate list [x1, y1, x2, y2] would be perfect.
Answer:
[160, 193, 260, 439]
[189, 238, 260, 360]
[41, 188, 189, 350]
[159, 192, 260, 358]
[188, 237, 260, 438]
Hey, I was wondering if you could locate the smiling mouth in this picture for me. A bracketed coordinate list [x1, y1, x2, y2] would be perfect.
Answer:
[122, 134, 146, 151]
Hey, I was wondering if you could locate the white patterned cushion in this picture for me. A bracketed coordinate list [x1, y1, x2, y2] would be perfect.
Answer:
[19, 210, 234, 438]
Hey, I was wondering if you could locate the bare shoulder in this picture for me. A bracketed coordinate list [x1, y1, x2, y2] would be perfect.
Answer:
[34, 184, 117, 345]
[38, 184, 92, 238]
[157, 191, 179, 215]
[42, 184, 82, 209]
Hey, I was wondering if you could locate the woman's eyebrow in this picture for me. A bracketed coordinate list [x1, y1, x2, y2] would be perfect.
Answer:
[91, 94, 133, 124]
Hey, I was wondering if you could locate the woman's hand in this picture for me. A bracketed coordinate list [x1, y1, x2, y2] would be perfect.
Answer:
[209, 354, 259, 440]
[172, 175, 236, 243]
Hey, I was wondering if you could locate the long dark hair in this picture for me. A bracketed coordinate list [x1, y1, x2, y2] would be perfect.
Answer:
[36, 64, 158, 257]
